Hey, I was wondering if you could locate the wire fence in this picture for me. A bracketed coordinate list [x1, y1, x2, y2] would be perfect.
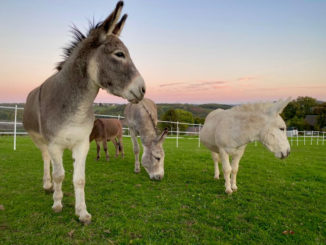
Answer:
[1, 105, 325, 150]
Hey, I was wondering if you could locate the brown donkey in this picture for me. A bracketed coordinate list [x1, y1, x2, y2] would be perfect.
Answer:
[23, 1, 145, 224]
[90, 118, 124, 161]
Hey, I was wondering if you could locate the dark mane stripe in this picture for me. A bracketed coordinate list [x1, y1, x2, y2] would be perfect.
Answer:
[56, 21, 102, 71]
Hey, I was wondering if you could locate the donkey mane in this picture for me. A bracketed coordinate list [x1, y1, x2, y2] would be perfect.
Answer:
[56, 21, 102, 71]
[141, 102, 157, 132]
[231, 102, 274, 113]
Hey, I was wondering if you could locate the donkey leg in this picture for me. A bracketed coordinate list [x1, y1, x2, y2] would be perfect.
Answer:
[42, 148, 53, 192]
[95, 141, 101, 161]
[219, 149, 232, 194]
[113, 139, 119, 157]
[230, 147, 245, 191]
[29, 134, 53, 191]
[211, 151, 220, 179]
[48, 145, 64, 212]
[102, 140, 109, 161]
[130, 130, 140, 173]
[72, 139, 92, 224]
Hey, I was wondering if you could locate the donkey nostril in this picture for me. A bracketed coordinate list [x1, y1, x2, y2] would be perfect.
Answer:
[281, 152, 284, 159]
[141, 87, 146, 94]
[152, 174, 162, 181]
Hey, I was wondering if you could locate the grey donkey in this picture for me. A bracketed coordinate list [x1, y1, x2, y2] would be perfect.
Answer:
[23, 1, 145, 224]
[124, 98, 168, 180]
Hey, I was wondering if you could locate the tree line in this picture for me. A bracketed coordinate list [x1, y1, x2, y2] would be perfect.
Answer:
[1, 97, 325, 131]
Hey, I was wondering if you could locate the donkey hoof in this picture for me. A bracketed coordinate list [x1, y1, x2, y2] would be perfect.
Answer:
[43, 183, 53, 193]
[231, 185, 238, 191]
[44, 187, 54, 193]
[214, 175, 220, 180]
[79, 212, 92, 225]
[225, 188, 233, 194]
[52, 204, 63, 213]
[96, 157, 100, 161]
[134, 168, 140, 173]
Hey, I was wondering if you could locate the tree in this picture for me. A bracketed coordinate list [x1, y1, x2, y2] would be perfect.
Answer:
[160, 109, 194, 133]
[282, 96, 318, 130]
[286, 116, 311, 131]
[295, 96, 317, 117]
[314, 103, 326, 130]
[194, 117, 205, 125]
[160, 109, 178, 132]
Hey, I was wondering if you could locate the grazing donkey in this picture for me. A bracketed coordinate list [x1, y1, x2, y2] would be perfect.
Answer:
[124, 98, 168, 180]
[23, 1, 145, 224]
[89, 118, 124, 161]
[200, 99, 291, 194]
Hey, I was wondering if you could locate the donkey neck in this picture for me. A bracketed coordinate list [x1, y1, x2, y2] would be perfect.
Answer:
[139, 127, 157, 147]
[56, 60, 100, 120]
[236, 112, 265, 145]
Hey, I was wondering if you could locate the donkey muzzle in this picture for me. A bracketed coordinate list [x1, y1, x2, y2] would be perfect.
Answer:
[125, 76, 145, 103]
[279, 149, 290, 159]
[150, 173, 164, 181]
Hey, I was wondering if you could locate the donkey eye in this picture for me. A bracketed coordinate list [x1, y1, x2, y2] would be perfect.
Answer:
[280, 128, 285, 131]
[114, 52, 125, 58]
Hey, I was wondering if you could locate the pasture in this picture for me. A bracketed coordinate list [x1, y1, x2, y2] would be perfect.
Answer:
[0, 136, 325, 244]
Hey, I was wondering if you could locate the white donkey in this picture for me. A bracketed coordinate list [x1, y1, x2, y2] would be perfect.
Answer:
[200, 99, 291, 194]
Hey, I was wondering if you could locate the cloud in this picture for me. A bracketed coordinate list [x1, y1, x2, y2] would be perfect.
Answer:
[159, 82, 186, 87]
[159, 81, 228, 90]
[186, 81, 227, 90]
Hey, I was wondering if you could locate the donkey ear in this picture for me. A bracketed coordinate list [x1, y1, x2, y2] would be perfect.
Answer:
[156, 128, 168, 144]
[101, 1, 124, 35]
[113, 14, 127, 36]
[272, 97, 292, 115]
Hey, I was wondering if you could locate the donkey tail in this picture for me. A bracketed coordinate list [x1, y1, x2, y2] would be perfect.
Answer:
[117, 140, 122, 152]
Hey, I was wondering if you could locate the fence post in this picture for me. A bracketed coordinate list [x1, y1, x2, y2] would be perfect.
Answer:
[198, 124, 201, 148]
[14, 104, 17, 151]
[118, 114, 120, 120]
[296, 131, 299, 146]
[311, 131, 313, 145]
[176, 121, 179, 148]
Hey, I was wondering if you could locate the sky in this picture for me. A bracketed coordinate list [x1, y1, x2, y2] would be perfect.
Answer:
[0, 0, 325, 104]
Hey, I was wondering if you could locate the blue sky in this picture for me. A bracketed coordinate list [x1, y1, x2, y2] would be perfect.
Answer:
[0, 0, 325, 103]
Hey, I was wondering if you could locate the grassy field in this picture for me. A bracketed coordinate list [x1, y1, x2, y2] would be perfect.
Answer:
[0, 136, 325, 244]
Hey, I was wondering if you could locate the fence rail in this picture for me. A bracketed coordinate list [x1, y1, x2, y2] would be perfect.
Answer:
[1, 105, 325, 150]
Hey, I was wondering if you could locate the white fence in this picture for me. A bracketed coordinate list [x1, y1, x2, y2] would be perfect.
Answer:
[1, 105, 325, 150]
[0, 105, 25, 150]
[95, 114, 202, 148]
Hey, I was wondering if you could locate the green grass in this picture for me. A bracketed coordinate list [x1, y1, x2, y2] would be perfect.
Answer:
[0, 136, 326, 244]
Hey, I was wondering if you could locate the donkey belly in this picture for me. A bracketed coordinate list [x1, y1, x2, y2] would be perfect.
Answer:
[54, 122, 93, 150]
[200, 122, 219, 153]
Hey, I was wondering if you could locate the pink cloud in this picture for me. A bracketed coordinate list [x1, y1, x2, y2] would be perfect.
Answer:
[159, 82, 186, 87]
[159, 81, 228, 91]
